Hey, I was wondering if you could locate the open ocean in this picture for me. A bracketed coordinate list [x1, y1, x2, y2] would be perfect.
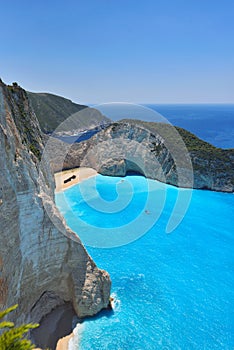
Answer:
[55, 104, 234, 349]
[59, 104, 234, 149]
[144, 104, 234, 149]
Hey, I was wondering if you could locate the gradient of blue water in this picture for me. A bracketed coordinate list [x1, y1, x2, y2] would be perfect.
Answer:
[55, 175, 234, 349]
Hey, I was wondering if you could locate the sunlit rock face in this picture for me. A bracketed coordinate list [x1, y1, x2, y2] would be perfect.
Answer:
[0, 80, 111, 325]
[48, 120, 233, 193]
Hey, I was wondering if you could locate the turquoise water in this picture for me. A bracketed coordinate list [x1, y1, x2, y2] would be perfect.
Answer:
[55, 175, 234, 350]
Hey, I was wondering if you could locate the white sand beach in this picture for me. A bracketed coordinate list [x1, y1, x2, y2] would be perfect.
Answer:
[56, 332, 74, 350]
[54, 167, 97, 192]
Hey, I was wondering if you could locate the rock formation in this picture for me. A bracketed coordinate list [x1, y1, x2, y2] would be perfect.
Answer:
[47, 120, 234, 193]
[0, 80, 111, 345]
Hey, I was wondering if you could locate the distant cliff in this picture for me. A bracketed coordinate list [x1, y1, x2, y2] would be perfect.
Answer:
[0, 81, 111, 343]
[47, 120, 233, 193]
[28, 91, 110, 133]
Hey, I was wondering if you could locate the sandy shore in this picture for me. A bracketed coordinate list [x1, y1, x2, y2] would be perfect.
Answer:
[56, 332, 74, 350]
[45, 167, 95, 349]
[54, 167, 97, 192]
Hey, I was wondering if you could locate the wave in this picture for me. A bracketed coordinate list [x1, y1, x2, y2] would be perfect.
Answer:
[68, 322, 85, 350]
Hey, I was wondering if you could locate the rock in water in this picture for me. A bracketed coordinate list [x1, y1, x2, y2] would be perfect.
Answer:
[0, 80, 111, 327]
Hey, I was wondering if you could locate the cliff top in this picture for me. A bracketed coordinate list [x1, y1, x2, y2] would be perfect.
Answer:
[120, 118, 234, 160]
[27, 91, 110, 133]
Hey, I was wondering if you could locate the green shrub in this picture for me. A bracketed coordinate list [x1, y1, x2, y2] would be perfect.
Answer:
[0, 304, 39, 350]
[29, 143, 41, 159]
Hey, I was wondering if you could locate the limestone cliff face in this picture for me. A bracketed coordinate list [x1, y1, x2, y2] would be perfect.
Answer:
[48, 121, 233, 193]
[190, 151, 234, 192]
[0, 81, 111, 326]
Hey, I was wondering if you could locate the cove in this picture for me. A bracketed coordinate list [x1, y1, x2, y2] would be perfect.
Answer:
[55, 175, 234, 350]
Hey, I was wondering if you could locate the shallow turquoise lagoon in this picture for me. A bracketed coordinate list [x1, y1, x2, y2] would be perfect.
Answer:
[55, 175, 234, 350]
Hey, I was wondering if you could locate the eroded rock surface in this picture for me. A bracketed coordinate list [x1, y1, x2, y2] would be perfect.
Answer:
[47, 121, 233, 192]
[0, 81, 111, 328]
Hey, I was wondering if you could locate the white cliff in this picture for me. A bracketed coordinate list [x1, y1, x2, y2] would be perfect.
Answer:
[0, 80, 111, 348]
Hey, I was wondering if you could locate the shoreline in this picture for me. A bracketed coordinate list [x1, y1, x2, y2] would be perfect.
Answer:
[51, 168, 95, 350]
[56, 332, 74, 350]
[54, 167, 97, 192]
[54, 167, 233, 194]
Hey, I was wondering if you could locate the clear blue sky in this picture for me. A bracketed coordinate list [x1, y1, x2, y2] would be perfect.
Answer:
[1, 0, 233, 104]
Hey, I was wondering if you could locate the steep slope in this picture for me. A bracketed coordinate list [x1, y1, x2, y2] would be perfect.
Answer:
[27, 91, 110, 133]
[46, 120, 233, 192]
[120, 119, 234, 191]
[0, 80, 111, 346]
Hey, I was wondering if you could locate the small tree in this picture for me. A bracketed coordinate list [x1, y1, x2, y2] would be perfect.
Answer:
[0, 304, 39, 350]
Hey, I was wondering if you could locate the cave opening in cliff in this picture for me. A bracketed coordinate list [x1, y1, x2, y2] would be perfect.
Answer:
[125, 159, 146, 177]
[125, 170, 146, 177]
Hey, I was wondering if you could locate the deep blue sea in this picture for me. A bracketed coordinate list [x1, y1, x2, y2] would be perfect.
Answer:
[55, 175, 234, 350]
[144, 104, 234, 149]
[56, 104, 234, 149]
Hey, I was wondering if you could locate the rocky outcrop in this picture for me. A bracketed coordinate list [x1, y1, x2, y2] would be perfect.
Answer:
[190, 151, 234, 192]
[0, 81, 111, 335]
[47, 120, 233, 192]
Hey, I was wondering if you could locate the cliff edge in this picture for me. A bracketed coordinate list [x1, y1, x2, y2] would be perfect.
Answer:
[0, 80, 111, 346]
[47, 120, 233, 192]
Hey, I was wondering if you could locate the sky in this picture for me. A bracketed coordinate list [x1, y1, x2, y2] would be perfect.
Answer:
[0, 0, 234, 104]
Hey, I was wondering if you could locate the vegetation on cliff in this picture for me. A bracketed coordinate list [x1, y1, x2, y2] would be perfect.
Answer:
[120, 118, 233, 152]
[5, 84, 43, 161]
[120, 119, 234, 186]
[27, 92, 110, 133]
[0, 79, 111, 348]
[0, 305, 38, 350]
